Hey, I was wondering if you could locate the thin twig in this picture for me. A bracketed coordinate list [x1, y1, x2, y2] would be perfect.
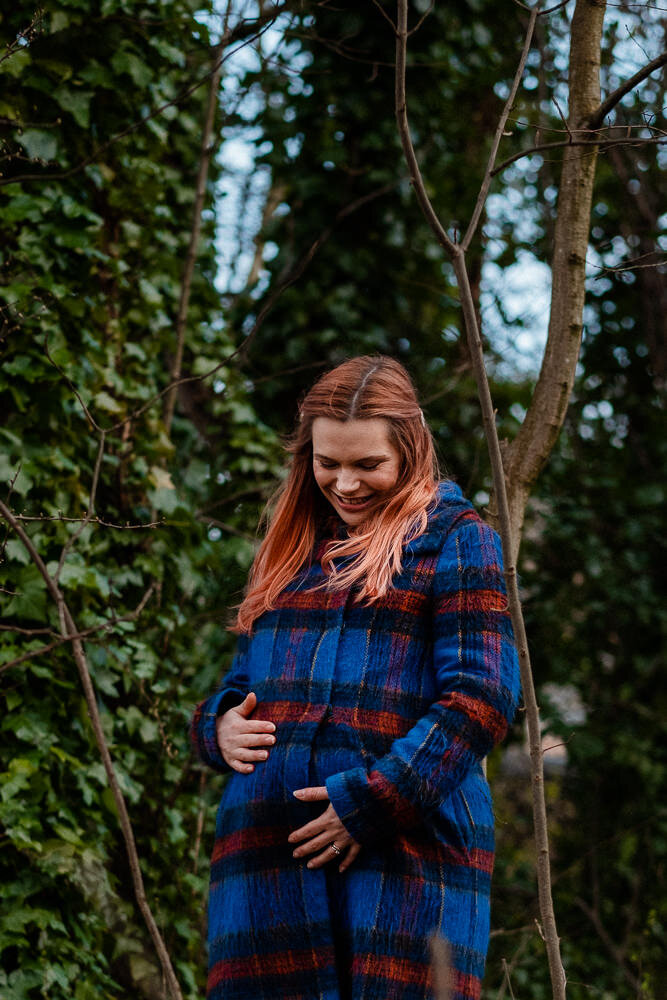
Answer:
[462, 2, 539, 250]
[0, 624, 54, 636]
[9, 512, 164, 529]
[500, 958, 518, 1000]
[553, 96, 574, 141]
[409, 0, 435, 36]
[491, 133, 666, 175]
[54, 431, 106, 583]
[539, 0, 573, 16]
[495, 930, 532, 1000]
[0, 10, 44, 67]
[191, 770, 208, 875]
[394, 2, 567, 997]
[43, 334, 103, 431]
[0, 502, 183, 997]
[164, 6, 231, 435]
[0, 584, 156, 675]
[574, 897, 641, 991]
[369, 0, 397, 32]
[394, 4, 456, 255]
[588, 49, 667, 128]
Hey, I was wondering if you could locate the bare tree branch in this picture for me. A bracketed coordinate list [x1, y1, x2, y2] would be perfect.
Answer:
[394, 6, 456, 256]
[0, 495, 182, 999]
[588, 48, 667, 128]
[395, 2, 567, 997]
[235, 181, 398, 364]
[164, 3, 233, 435]
[9, 512, 164, 529]
[0, 583, 156, 675]
[462, 3, 539, 250]
[0, 624, 53, 636]
[370, 0, 398, 32]
[0, 10, 44, 67]
[43, 334, 103, 431]
[409, 0, 435, 36]
[574, 897, 642, 991]
[54, 431, 106, 583]
[491, 131, 666, 175]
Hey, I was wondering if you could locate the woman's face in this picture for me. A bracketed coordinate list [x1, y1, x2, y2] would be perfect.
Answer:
[311, 417, 401, 526]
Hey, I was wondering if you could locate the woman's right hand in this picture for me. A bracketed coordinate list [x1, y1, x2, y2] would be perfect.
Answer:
[215, 691, 276, 773]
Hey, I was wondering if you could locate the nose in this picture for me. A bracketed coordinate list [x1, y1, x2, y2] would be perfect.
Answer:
[336, 468, 360, 494]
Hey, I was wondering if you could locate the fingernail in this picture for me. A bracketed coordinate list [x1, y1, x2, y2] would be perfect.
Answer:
[260, 751, 268, 759]
[293, 790, 303, 798]
[306, 862, 314, 869]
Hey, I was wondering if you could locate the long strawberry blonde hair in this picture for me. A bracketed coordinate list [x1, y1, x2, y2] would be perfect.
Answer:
[233, 356, 440, 633]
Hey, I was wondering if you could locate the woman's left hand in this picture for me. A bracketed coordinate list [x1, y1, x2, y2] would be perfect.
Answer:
[288, 786, 361, 872]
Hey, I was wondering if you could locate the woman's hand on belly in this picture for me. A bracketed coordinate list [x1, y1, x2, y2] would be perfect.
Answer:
[288, 786, 361, 872]
[215, 692, 276, 773]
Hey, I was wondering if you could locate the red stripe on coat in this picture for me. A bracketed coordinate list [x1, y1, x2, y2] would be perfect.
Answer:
[208, 946, 334, 987]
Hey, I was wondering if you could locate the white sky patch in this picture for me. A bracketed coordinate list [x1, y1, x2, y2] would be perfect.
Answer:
[481, 253, 551, 376]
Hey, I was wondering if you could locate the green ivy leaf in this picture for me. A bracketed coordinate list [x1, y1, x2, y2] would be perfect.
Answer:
[18, 129, 58, 162]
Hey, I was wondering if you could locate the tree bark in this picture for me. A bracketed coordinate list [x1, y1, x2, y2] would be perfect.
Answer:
[503, 0, 607, 556]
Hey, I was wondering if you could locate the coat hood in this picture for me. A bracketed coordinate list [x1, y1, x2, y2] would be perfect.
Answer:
[403, 480, 477, 556]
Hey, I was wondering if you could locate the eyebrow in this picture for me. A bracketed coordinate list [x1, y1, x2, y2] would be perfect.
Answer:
[313, 453, 390, 462]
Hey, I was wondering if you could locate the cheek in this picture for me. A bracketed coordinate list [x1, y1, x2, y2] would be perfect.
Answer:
[312, 466, 329, 490]
[372, 464, 400, 491]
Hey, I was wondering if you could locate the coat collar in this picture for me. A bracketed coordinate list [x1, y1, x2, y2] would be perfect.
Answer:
[402, 480, 475, 556]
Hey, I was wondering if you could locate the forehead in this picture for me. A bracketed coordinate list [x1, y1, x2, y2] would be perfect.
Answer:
[311, 417, 395, 457]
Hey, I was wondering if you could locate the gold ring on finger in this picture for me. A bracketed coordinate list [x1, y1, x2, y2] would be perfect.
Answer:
[329, 842, 342, 855]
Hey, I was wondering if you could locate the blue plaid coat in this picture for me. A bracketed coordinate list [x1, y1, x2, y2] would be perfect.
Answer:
[191, 482, 520, 1000]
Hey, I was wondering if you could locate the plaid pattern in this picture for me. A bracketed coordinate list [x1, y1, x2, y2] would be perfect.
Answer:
[191, 482, 520, 1000]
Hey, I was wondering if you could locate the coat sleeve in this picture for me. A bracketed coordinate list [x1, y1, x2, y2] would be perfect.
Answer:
[325, 517, 521, 845]
[189, 633, 250, 774]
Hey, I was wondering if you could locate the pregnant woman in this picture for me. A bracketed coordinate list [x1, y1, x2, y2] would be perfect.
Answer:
[191, 355, 520, 1000]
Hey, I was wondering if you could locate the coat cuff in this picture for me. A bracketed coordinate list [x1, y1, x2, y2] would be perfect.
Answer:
[326, 766, 424, 846]
[190, 687, 247, 773]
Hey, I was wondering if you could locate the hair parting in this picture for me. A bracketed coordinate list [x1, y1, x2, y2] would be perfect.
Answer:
[232, 356, 440, 633]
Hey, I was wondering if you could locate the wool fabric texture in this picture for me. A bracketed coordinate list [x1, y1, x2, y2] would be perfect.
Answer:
[190, 481, 520, 1000]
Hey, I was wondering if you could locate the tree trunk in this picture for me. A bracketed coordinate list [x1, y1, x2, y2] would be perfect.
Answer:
[503, 0, 607, 557]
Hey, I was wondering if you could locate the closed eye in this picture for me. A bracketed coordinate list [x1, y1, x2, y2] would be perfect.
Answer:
[316, 459, 384, 470]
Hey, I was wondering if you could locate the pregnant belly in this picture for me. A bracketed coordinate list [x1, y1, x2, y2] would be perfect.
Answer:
[220, 720, 366, 813]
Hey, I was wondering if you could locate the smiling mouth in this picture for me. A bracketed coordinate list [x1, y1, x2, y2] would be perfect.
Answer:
[332, 493, 373, 507]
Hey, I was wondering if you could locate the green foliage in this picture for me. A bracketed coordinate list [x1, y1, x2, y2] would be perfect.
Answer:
[0, 2, 281, 995]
